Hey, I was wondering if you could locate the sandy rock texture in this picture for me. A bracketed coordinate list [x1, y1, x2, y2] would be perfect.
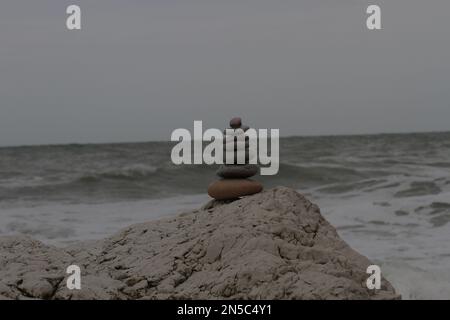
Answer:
[0, 187, 399, 300]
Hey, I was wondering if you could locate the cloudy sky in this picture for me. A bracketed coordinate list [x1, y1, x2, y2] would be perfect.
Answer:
[0, 0, 449, 146]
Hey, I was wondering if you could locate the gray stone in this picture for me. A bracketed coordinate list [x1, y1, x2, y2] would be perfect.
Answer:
[216, 164, 259, 179]
[223, 140, 249, 151]
[223, 135, 249, 144]
[222, 149, 256, 165]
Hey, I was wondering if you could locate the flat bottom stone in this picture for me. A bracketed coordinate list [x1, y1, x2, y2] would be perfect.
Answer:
[207, 179, 263, 200]
[216, 164, 259, 179]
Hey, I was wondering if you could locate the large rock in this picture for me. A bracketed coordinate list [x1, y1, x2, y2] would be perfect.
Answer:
[0, 187, 399, 300]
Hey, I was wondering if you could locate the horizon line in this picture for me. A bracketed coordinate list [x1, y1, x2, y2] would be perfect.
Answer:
[0, 129, 449, 149]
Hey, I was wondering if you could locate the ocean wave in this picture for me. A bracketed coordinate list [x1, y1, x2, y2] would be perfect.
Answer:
[78, 164, 159, 182]
[1, 132, 450, 204]
[394, 181, 442, 198]
[0, 160, 415, 203]
[426, 162, 450, 168]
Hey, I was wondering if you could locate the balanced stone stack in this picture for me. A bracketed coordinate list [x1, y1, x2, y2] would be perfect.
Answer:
[207, 117, 263, 200]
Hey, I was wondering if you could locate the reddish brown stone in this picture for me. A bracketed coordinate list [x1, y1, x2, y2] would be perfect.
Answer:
[207, 179, 263, 200]
[229, 117, 242, 129]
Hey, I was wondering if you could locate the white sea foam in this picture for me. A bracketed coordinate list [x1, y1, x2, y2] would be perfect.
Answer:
[312, 182, 450, 300]
[0, 193, 210, 246]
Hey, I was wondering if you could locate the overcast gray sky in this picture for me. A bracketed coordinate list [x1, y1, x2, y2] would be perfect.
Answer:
[0, 0, 449, 146]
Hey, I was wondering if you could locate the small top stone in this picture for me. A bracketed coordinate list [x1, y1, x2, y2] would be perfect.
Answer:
[230, 117, 242, 129]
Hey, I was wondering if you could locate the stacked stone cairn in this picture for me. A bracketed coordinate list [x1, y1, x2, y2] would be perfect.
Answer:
[207, 117, 263, 200]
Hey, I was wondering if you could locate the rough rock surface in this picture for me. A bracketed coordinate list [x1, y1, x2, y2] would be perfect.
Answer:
[0, 187, 399, 300]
